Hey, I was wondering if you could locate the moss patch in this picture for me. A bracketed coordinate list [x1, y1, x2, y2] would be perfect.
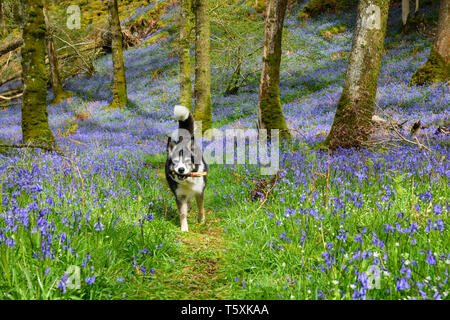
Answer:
[298, 0, 357, 20]
[319, 23, 347, 38]
[410, 49, 450, 86]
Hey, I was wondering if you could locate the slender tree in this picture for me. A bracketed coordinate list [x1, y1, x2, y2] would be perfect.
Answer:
[43, 0, 72, 105]
[179, 0, 192, 110]
[193, 0, 212, 132]
[108, 0, 128, 109]
[402, 0, 410, 25]
[323, 0, 390, 149]
[21, 0, 54, 145]
[257, 0, 290, 140]
[410, 0, 449, 85]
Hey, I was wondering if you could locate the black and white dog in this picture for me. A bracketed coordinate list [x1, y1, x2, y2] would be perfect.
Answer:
[165, 105, 208, 232]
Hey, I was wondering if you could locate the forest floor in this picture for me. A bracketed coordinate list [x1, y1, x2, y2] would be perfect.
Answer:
[0, 2, 448, 300]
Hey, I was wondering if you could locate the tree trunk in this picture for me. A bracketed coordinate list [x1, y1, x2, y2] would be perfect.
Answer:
[0, 0, 5, 37]
[193, 0, 212, 132]
[179, 0, 192, 111]
[410, 0, 449, 85]
[108, 0, 128, 109]
[21, 0, 55, 145]
[415, 0, 419, 13]
[402, 0, 410, 25]
[323, 0, 390, 149]
[13, 0, 25, 26]
[257, 0, 290, 140]
[254, 0, 265, 13]
[43, 0, 72, 105]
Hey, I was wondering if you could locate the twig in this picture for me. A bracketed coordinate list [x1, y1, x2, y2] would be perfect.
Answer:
[366, 105, 433, 154]
[254, 171, 280, 213]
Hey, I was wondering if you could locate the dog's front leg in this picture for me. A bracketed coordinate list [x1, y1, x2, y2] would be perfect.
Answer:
[176, 197, 189, 232]
[195, 193, 205, 224]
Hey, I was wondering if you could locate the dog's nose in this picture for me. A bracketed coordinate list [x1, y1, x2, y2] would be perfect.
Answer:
[178, 167, 185, 173]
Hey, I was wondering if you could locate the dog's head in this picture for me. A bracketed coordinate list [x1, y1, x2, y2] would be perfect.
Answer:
[167, 134, 199, 181]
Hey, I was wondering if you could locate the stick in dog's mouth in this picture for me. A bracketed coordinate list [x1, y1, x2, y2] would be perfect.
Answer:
[172, 170, 207, 179]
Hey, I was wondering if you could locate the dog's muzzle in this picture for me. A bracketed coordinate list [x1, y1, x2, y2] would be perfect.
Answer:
[172, 170, 189, 181]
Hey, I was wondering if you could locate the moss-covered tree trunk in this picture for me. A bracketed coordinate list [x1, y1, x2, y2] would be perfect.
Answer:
[108, 0, 128, 109]
[323, 0, 390, 149]
[254, 0, 265, 13]
[0, 0, 5, 37]
[193, 0, 212, 132]
[21, 0, 54, 145]
[410, 0, 449, 85]
[179, 0, 192, 110]
[257, 0, 290, 140]
[43, 0, 72, 105]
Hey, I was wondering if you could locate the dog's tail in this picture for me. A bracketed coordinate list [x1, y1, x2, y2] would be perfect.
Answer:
[174, 105, 194, 135]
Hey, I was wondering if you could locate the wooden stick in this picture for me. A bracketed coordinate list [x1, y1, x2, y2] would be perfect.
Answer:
[188, 172, 207, 177]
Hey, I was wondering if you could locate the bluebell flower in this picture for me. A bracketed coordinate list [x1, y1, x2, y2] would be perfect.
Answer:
[426, 249, 437, 265]
[85, 275, 96, 285]
[58, 273, 69, 293]
[396, 277, 410, 291]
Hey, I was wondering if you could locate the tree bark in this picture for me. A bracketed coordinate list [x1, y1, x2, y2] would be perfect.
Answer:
[43, 0, 72, 105]
[108, 0, 128, 109]
[410, 0, 449, 85]
[179, 0, 192, 111]
[257, 0, 290, 140]
[21, 0, 55, 145]
[323, 0, 390, 149]
[193, 0, 212, 132]
[0, 0, 5, 37]
[402, 0, 410, 25]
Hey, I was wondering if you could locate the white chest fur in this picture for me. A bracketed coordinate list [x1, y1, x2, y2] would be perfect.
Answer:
[175, 176, 205, 198]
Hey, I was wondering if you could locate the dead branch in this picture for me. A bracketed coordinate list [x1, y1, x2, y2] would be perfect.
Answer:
[53, 34, 95, 75]
[365, 105, 433, 153]
[0, 38, 22, 56]
[254, 171, 281, 213]
[0, 143, 67, 157]
[0, 73, 21, 87]
[0, 92, 22, 100]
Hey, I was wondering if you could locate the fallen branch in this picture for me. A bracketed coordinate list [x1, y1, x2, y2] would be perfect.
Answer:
[0, 143, 67, 157]
[0, 73, 21, 87]
[365, 105, 432, 153]
[0, 92, 22, 101]
[53, 34, 95, 75]
[0, 38, 22, 56]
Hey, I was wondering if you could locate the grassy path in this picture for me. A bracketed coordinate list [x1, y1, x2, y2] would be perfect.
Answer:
[142, 164, 234, 299]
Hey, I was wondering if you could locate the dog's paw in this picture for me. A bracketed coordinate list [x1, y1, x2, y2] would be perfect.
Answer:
[198, 217, 205, 224]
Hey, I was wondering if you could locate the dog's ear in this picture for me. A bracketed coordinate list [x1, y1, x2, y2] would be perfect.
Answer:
[167, 137, 175, 155]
